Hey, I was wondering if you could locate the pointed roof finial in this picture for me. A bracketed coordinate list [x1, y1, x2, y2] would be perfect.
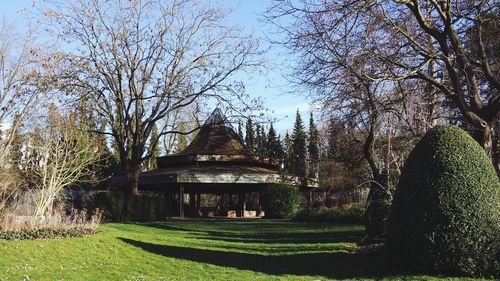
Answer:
[202, 107, 233, 130]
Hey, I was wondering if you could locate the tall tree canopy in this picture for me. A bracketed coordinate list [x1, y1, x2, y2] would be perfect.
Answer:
[38, 0, 262, 195]
[266, 123, 282, 159]
[308, 113, 319, 178]
[291, 110, 306, 177]
[283, 132, 293, 172]
[245, 117, 255, 151]
[267, 0, 500, 171]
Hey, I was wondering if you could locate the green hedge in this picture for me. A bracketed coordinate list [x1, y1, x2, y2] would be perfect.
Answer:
[293, 204, 364, 224]
[386, 125, 500, 277]
[92, 192, 166, 222]
[261, 184, 301, 219]
[0, 227, 97, 240]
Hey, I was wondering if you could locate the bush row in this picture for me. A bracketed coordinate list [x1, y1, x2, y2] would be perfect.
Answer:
[92, 192, 166, 221]
[0, 227, 97, 240]
[260, 184, 301, 219]
[293, 204, 364, 224]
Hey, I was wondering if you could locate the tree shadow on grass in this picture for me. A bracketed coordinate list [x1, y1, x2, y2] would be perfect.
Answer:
[193, 230, 362, 244]
[119, 237, 389, 279]
[142, 221, 363, 244]
[139, 222, 199, 233]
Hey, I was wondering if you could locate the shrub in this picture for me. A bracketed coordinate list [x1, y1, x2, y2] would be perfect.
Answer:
[0, 227, 97, 240]
[261, 184, 301, 219]
[0, 190, 102, 234]
[293, 204, 364, 224]
[92, 191, 166, 222]
[386, 125, 500, 277]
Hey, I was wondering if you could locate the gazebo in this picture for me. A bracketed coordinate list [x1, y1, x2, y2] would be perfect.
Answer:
[138, 108, 318, 218]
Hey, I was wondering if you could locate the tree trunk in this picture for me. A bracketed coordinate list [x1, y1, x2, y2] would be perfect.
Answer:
[492, 121, 500, 175]
[361, 119, 392, 245]
[123, 163, 140, 196]
[472, 123, 499, 174]
[472, 123, 492, 154]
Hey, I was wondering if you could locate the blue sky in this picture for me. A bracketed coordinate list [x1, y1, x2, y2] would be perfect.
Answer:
[1, 0, 313, 135]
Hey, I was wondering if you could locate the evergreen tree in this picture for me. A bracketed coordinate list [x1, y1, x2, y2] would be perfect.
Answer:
[147, 123, 161, 170]
[245, 117, 255, 151]
[255, 124, 262, 153]
[237, 122, 244, 141]
[255, 124, 268, 155]
[8, 119, 24, 171]
[308, 113, 319, 178]
[276, 135, 285, 161]
[188, 116, 202, 149]
[291, 110, 307, 177]
[95, 117, 117, 180]
[283, 132, 293, 172]
[267, 123, 282, 159]
[96, 117, 109, 153]
[176, 122, 187, 153]
[261, 126, 267, 155]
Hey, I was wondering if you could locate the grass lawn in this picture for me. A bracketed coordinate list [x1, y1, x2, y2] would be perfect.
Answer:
[0, 220, 478, 281]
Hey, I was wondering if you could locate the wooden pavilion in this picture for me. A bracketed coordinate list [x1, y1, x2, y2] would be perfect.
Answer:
[138, 108, 318, 218]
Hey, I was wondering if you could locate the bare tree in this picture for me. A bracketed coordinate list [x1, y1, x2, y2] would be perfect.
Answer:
[268, 0, 499, 167]
[0, 19, 40, 166]
[37, 0, 262, 195]
[266, 0, 499, 243]
[0, 18, 45, 221]
[265, 0, 433, 243]
[25, 108, 101, 217]
[366, 0, 499, 159]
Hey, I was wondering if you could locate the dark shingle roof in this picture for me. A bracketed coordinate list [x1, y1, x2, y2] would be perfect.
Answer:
[174, 108, 253, 156]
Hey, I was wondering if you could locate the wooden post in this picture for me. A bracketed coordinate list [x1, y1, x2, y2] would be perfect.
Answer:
[309, 189, 312, 209]
[165, 189, 170, 217]
[179, 185, 184, 218]
[238, 193, 246, 217]
[241, 193, 246, 218]
[258, 191, 262, 217]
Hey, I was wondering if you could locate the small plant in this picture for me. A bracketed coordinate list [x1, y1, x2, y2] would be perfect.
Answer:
[261, 184, 301, 219]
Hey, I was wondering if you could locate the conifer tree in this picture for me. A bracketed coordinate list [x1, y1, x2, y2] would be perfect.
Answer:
[283, 132, 293, 172]
[237, 122, 244, 141]
[8, 121, 24, 171]
[95, 116, 117, 179]
[292, 110, 306, 177]
[261, 126, 267, 155]
[245, 117, 255, 151]
[276, 135, 285, 161]
[255, 124, 268, 155]
[255, 124, 262, 154]
[176, 122, 187, 153]
[96, 118, 108, 152]
[147, 124, 161, 170]
[267, 123, 279, 158]
[308, 113, 319, 178]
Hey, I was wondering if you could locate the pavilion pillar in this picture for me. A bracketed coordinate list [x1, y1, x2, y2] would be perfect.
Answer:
[179, 185, 184, 218]
[258, 191, 262, 217]
[309, 189, 312, 209]
[239, 193, 246, 218]
[196, 193, 201, 217]
[165, 189, 171, 217]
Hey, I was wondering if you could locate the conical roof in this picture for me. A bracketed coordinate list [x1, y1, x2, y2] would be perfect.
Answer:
[175, 108, 252, 156]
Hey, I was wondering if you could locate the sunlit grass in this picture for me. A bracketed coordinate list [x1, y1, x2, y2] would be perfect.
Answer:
[0, 220, 480, 280]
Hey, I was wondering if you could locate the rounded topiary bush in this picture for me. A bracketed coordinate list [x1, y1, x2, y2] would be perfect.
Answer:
[386, 125, 499, 277]
[261, 184, 301, 219]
